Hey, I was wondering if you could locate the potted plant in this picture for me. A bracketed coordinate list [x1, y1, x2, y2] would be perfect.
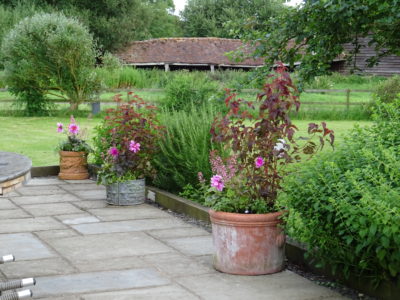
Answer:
[57, 116, 92, 180]
[94, 93, 163, 205]
[199, 64, 335, 275]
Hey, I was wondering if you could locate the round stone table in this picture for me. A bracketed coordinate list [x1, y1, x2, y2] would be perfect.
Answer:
[0, 152, 32, 195]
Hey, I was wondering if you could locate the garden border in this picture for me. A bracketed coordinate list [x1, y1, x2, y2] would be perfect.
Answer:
[31, 165, 399, 300]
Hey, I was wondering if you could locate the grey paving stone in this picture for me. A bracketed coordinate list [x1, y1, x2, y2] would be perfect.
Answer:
[10, 194, 80, 205]
[163, 235, 214, 256]
[76, 256, 149, 273]
[70, 189, 106, 200]
[83, 285, 200, 300]
[21, 203, 84, 217]
[2, 191, 20, 197]
[72, 200, 108, 209]
[57, 214, 100, 225]
[60, 183, 105, 191]
[17, 185, 67, 196]
[0, 233, 56, 260]
[147, 226, 210, 239]
[46, 232, 174, 263]
[32, 268, 170, 298]
[1, 258, 75, 279]
[88, 205, 170, 221]
[143, 252, 213, 277]
[36, 296, 81, 300]
[64, 179, 96, 184]
[26, 177, 63, 186]
[35, 229, 79, 241]
[0, 198, 17, 210]
[0, 217, 65, 233]
[0, 209, 30, 219]
[72, 218, 191, 235]
[175, 271, 348, 300]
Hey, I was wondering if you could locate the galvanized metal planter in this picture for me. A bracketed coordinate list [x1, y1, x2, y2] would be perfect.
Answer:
[105, 179, 145, 206]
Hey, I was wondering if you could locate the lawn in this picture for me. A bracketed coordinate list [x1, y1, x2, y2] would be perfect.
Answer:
[0, 117, 371, 166]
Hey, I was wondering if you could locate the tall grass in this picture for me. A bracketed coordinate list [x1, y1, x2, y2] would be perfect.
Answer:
[152, 104, 223, 192]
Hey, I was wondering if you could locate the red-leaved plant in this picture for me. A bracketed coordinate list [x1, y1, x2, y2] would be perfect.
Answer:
[204, 63, 335, 213]
[94, 93, 164, 185]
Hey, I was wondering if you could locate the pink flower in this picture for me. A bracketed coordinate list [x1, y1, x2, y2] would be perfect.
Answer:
[255, 156, 264, 168]
[57, 122, 63, 133]
[211, 175, 224, 191]
[70, 115, 76, 124]
[68, 123, 79, 135]
[129, 140, 140, 153]
[198, 172, 205, 184]
[108, 147, 119, 157]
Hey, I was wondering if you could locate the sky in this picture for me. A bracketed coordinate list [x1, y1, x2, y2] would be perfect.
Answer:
[172, 0, 304, 15]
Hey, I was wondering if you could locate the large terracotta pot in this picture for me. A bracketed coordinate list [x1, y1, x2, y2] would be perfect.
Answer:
[58, 151, 89, 180]
[209, 209, 285, 275]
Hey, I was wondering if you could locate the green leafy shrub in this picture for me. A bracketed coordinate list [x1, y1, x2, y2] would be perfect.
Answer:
[373, 75, 400, 103]
[152, 104, 222, 192]
[304, 75, 334, 89]
[280, 99, 400, 283]
[162, 72, 218, 111]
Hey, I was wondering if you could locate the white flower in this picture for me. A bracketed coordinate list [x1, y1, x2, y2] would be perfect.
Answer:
[274, 139, 287, 157]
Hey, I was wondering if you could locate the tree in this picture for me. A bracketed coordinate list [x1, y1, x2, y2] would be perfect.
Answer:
[181, 0, 285, 38]
[245, 0, 400, 83]
[0, 13, 100, 115]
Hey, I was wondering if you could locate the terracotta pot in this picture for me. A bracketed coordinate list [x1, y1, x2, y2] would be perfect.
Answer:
[209, 209, 285, 275]
[58, 151, 89, 180]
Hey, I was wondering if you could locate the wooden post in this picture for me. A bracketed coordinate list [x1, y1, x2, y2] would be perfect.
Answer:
[164, 63, 170, 72]
[346, 89, 350, 110]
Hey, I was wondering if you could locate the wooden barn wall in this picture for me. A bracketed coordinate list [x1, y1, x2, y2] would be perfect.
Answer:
[334, 37, 400, 76]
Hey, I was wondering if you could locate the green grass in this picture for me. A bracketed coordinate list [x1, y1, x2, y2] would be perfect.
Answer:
[0, 117, 370, 166]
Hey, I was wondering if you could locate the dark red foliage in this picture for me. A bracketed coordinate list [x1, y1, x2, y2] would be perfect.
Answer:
[210, 63, 334, 208]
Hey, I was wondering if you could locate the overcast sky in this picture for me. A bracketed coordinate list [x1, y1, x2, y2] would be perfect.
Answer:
[172, 0, 303, 14]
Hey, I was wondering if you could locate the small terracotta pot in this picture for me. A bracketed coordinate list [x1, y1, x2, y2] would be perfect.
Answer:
[209, 209, 285, 275]
[58, 151, 89, 180]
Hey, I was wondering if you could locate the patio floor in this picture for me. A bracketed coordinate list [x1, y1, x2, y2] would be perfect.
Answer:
[0, 177, 349, 299]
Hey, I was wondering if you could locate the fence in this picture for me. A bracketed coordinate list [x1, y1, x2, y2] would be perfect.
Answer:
[0, 88, 372, 114]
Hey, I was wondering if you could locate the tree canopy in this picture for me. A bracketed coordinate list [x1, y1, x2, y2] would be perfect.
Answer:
[181, 0, 286, 38]
[244, 0, 400, 82]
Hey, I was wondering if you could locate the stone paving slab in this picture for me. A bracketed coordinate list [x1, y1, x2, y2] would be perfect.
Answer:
[88, 205, 171, 221]
[32, 268, 170, 298]
[71, 218, 191, 235]
[0, 198, 17, 209]
[82, 285, 200, 300]
[27, 178, 64, 186]
[72, 200, 108, 209]
[0, 233, 56, 260]
[0, 208, 30, 219]
[46, 232, 175, 263]
[75, 256, 149, 273]
[58, 215, 100, 225]
[175, 271, 347, 300]
[34, 229, 79, 241]
[0, 217, 65, 233]
[60, 183, 105, 191]
[69, 189, 106, 200]
[17, 185, 67, 196]
[146, 226, 210, 239]
[10, 194, 80, 205]
[21, 203, 84, 217]
[163, 235, 214, 256]
[1, 258, 76, 279]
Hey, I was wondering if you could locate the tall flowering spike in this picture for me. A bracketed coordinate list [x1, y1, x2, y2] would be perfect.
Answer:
[68, 123, 79, 135]
[198, 172, 205, 184]
[255, 156, 264, 168]
[129, 140, 140, 153]
[57, 122, 63, 133]
[70, 115, 76, 124]
[108, 147, 119, 158]
[211, 175, 224, 192]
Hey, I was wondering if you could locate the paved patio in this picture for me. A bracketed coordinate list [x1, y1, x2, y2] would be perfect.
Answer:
[0, 177, 348, 299]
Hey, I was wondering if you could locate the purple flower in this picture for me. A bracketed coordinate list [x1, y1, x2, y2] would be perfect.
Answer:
[129, 140, 140, 153]
[68, 123, 79, 135]
[211, 175, 224, 191]
[255, 156, 264, 168]
[57, 122, 63, 133]
[108, 147, 119, 158]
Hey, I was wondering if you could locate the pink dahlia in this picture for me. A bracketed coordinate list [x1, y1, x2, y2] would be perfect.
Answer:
[211, 175, 224, 192]
[57, 122, 63, 133]
[255, 156, 264, 168]
[129, 140, 140, 153]
[68, 123, 79, 135]
[108, 147, 119, 158]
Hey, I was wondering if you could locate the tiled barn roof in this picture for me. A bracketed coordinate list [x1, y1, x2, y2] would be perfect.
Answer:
[115, 37, 264, 67]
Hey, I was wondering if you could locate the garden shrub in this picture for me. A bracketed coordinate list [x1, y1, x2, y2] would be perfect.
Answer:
[280, 99, 400, 283]
[0, 12, 100, 115]
[152, 104, 223, 192]
[373, 75, 400, 103]
[162, 72, 218, 111]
